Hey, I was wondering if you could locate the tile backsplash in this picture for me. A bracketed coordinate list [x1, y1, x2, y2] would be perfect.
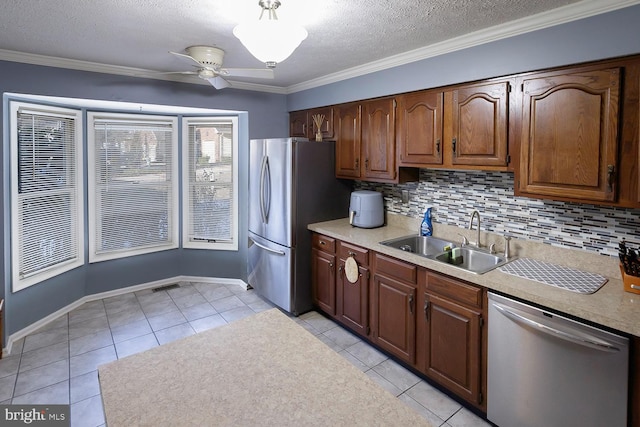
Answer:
[356, 169, 640, 257]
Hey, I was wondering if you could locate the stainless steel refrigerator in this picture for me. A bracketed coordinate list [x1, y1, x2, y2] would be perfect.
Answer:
[248, 138, 351, 315]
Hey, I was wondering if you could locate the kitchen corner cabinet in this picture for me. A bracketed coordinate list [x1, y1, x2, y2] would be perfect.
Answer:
[336, 241, 370, 336]
[289, 110, 308, 138]
[418, 271, 486, 410]
[311, 234, 337, 316]
[289, 107, 335, 140]
[371, 253, 417, 365]
[517, 66, 621, 203]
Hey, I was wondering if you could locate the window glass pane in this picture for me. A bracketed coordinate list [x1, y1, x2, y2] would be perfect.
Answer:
[89, 115, 178, 261]
[183, 117, 238, 250]
[12, 104, 83, 290]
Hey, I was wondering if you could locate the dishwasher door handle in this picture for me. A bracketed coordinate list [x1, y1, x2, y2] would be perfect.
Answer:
[492, 302, 620, 353]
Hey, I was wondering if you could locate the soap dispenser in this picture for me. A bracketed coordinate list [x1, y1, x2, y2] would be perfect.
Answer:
[420, 207, 433, 236]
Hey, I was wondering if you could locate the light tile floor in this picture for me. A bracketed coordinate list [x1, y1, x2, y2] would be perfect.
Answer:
[0, 281, 491, 427]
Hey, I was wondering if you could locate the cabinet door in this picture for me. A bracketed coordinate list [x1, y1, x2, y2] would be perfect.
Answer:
[309, 106, 334, 140]
[371, 274, 416, 364]
[451, 81, 508, 166]
[423, 292, 483, 405]
[337, 262, 369, 336]
[397, 90, 444, 166]
[289, 110, 308, 138]
[362, 98, 397, 181]
[519, 67, 620, 202]
[311, 248, 336, 316]
[335, 103, 362, 179]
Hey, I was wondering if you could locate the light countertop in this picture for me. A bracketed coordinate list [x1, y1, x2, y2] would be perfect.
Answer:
[309, 214, 640, 337]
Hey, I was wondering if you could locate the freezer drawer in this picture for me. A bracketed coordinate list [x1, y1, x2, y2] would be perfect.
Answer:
[247, 232, 294, 313]
[487, 292, 629, 427]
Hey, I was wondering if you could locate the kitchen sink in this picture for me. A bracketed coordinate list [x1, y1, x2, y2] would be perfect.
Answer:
[433, 246, 510, 275]
[379, 235, 456, 257]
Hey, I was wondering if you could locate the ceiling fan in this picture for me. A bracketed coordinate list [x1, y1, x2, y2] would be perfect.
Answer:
[167, 45, 275, 89]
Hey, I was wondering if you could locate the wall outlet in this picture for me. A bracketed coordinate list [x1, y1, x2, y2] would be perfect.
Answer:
[401, 190, 409, 204]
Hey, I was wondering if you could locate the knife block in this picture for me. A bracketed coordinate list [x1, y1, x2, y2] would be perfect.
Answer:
[620, 264, 640, 294]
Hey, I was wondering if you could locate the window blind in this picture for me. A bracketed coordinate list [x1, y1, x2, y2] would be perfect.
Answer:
[89, 115, 178, 261]
[12, 104, 83, 290]
[183, 118, 237, 249]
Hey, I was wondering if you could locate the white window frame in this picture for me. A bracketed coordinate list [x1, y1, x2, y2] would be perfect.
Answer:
[87, 112, 179, 262]
[182, 116, 239, 250]
[10, 102, 84, 292]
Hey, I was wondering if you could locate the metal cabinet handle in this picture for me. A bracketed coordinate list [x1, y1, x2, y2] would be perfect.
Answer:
[424, 300, 429, 320]
[364, 158, 369, 170]
[436, 139, 440, 154]
[355, 158, 359, 169]
[409, 294, 414, 315]
[607, 164, 615, 192]
[319, 240, 326, 246]
[631, 284, 640, 290]
[452, 138, 457, 156]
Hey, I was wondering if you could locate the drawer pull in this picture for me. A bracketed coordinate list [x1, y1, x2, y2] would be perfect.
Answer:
[320, 240, 326, 245]
[631, 284, 640, 290]
[424, 300, 430, 320]
[409, 295, 414, 315]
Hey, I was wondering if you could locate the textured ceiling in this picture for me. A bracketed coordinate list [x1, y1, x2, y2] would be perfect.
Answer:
[0, 0, 637, 92]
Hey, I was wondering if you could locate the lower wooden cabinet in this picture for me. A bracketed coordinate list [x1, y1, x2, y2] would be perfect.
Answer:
[311, 234, 337, 315]
[310, 233, 487, 411]
[371, 253, 417, 364]
[336, 241, 370, 336]
[418, 271, 486, 410]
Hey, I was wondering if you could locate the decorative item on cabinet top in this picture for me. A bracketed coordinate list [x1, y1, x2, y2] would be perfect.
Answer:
[311, 114, 325, 142]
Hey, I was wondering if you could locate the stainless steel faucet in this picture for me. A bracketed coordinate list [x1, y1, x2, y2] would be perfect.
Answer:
[468, 210, 481, 247]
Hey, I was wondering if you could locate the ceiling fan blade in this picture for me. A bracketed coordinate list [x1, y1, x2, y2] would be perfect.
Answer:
[220, 68, 275, 79]
[207, 76, 231, 90]
[169, 50, 213, 70]
[156, 71, 198, 75]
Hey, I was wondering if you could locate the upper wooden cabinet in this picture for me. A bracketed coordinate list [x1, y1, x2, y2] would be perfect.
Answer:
[289, 107, 334, 140]
[450, 81, 509, 167]
[397, 90, 444, 166]
[335, 102, 362, 179]
[362, 98, 397, 181]
[517, 66, 620, 203]
[289, 110, 308, 138]
[396, 81, 509, 170]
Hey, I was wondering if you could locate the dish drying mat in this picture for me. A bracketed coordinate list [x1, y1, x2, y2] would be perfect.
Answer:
[499, 258, 608, 294]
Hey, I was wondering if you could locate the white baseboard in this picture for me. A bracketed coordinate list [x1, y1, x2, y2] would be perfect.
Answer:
[2, 275, 249, 357]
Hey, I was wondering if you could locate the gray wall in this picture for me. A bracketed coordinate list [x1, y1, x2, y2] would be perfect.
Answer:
[287, 4, 640, 111]
[1, 62, 289, 335]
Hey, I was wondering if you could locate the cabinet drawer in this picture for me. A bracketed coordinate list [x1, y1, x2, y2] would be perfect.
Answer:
[374, 253, 417, 284]
[338, 241, 369, 266]
[313, 234, 336, 253]
[426, 272, 483, 308]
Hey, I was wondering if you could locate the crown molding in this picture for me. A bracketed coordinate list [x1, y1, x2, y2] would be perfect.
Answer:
[286, 0, 640, 93]
[0, 0, 637, 95]
[0, 48, 287, 94]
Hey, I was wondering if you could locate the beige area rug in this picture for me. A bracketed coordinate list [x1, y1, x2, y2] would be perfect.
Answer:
[98, 308, 432, 426]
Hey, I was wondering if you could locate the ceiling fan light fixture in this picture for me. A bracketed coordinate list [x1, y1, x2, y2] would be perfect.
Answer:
[233, 0, 307, 68]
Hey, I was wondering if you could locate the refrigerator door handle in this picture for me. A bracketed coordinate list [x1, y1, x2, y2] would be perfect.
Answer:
[492, 302, 620, 352]
[249, 237, 286, 256]
[259, 155, 271, 223]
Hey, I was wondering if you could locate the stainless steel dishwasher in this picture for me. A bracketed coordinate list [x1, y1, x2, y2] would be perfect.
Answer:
[487, 292, 629, 427]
